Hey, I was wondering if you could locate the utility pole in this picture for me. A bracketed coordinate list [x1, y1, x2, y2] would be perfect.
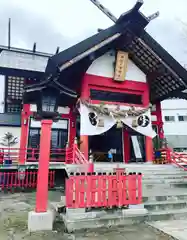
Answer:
[8, 18, 11, 49]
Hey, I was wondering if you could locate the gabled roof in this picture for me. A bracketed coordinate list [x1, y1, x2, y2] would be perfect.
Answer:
[38, 1, 187, 105]
[25, 2, 153, 105]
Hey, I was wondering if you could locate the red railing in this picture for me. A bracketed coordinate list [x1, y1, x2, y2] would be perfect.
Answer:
[0, 147, 67, 164]
[0, 139, 89, 165]
[0, 170, 55, 190]
[65, 141, 89, 164]
[66, 172, 142, 209]
[159, 147, 187, 171]
[170, 151, 187, 171]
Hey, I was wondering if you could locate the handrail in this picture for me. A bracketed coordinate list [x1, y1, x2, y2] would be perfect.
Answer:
[73, 145, 88, 164]
[167, 149, 187, 171]
[65, 142, 89, 164]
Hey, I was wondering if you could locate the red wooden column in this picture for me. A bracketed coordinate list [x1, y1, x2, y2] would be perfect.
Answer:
[80, 136, 89, 160]
[35, 119, 53, 213]
[145, 136, 153, 162]
[80, 76, 89, 160]
[69, 108, 77, 148]
[123, 129, 130, 163]
[156, 102, 164, 139]
[19, 104, 30, 164]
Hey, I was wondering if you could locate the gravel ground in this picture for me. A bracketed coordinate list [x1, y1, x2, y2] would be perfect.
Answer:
[0, 191, 171, 240]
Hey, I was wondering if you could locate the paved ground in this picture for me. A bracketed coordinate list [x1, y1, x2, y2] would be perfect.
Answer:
[0, 191, 171, 240]
[149, 220, 187, 240]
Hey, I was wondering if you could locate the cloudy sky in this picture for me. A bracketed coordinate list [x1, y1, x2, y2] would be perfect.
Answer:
[0, 0, 187, 65]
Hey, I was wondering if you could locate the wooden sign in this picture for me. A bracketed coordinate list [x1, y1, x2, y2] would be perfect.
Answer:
[114, 51, 128, 82]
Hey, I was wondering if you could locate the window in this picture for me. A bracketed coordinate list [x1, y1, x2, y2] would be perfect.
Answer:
[178, 116, 187, 122]
[28, 128, 68, 149]
[164, 116, 175, 122]
[90, 89, 142, 105]
[6, 103, 21, 113]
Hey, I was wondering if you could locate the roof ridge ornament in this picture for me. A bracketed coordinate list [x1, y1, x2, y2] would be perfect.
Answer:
[133, 0, 144, 11]
[147, 11, 160, 21]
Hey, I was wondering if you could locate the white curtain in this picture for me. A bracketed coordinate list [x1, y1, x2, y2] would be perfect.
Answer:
[121, 109, 156, 138]
[79, 104, 116, 136]
[79, 103, 156, 138]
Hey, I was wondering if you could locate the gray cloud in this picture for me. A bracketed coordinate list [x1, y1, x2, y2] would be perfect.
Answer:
[0, 0, 187, 65]
[0, 2, 74, 53]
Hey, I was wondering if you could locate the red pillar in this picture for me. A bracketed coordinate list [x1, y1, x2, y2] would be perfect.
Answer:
[35, 119, 53, 213]
[80, 75, 89, 160]
[69, 108, 77, 148]
[156, 102, 164, 139]
[123, 129, 130, 163]
[80, 135, 89, 160]
[19, 104, 30, 165]
[145, 136, 153, 162]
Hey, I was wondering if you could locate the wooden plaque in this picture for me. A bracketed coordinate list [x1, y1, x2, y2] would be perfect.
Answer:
[114, 51, 128, 82]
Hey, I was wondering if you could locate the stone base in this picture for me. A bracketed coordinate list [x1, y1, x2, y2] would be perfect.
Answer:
[61, 208, 148, 233]
[28, 210, 54, 232]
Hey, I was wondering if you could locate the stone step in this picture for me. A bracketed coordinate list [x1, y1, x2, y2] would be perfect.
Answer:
[143, 179, 187, 184]
[142, 188, 187, 203]
[132, 169, 185, 173]
[147, 208, 187, 222]
[143, 183, 187, 190]
[143, 171, 187, 175]
[143, 174, 187, 179]
[144, 200, 187, 211]
[143, 195, 187, 203]
[66, 163, 180, 171]
[143, 187, 187, 196]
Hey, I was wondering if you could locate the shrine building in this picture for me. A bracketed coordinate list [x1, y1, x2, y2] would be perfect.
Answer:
[0, 1, 187, 167]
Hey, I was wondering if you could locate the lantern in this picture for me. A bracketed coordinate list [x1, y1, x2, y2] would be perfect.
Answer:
[36, 88, 60, 119]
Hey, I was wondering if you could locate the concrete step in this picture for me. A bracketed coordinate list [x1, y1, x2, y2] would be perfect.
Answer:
[66, 163, 181, 172]
[143, 179, 187, 184]
[142, 187, 187, 201]
[143, 183, 187, 190]
[143, 174, 187, 179]
[147, 208, 187, 221]
[145, 200, 187, 211]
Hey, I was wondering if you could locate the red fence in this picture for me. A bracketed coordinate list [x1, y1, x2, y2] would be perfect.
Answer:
[0, 171, 55, 191]
[0, 148, 67, 164]
[0, 143, 88, 165]
[66, 172, 142, 209]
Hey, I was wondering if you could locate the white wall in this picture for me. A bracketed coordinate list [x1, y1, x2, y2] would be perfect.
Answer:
[161, 99, 187, 110]
[86, 52, 146, 82]
[30, 118, 68, 129]
[0, 127, 21, 148]
[162, 99, 187, 135]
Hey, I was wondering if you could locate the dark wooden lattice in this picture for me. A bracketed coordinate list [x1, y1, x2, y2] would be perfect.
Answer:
[7, 76, 24, 100]
[5, 76, 25, 113]
[125, 35, 187, 103]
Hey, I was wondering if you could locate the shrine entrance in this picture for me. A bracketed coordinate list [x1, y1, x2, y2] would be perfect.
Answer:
[88, 126, 146, 163]
[89, 126, 123, 162]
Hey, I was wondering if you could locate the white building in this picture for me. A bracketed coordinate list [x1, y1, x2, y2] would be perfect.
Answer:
[162, 99, 187, 151]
